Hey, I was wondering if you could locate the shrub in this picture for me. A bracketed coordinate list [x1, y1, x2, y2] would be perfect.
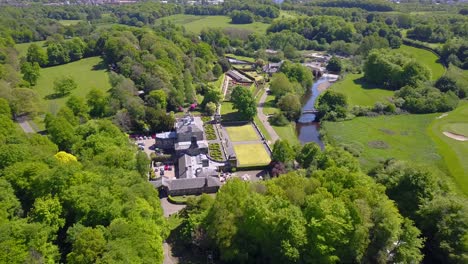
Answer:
[269, 113, 289, 126]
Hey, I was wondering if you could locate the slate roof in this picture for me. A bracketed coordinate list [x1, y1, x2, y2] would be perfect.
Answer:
[167, 177, 221, 191]
[176, 116, 203, 134]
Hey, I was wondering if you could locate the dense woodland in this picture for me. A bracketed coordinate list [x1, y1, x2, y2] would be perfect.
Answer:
[0, 0, 467, 263]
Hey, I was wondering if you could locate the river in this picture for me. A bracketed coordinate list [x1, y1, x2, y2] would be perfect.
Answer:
[296, 78, 329, 148]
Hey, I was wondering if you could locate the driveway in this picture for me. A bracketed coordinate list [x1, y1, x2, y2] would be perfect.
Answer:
[257, 89, 279, 143]
[16, 116, 35, 133]
[160, 198, 186, 217]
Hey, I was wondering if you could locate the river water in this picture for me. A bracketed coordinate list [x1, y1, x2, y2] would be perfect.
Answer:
[296, 78, 328, 148]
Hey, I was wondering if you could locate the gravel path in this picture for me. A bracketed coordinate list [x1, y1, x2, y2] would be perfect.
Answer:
[257, 88, 279, 144]
[16, 116, 35, 133]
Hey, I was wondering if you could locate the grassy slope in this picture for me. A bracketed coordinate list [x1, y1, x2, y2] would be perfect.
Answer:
[34, 57, 111, 112]
[331, 73, 394, 107]
[156, 14, 269, 34]
[398, 45, 445, 80]
[428, 101, 468, 195]
[15, 41, 46, 57]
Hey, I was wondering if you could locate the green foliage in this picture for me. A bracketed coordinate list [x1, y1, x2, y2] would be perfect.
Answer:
[26, 43, 48, 66]
[272, 139, 295, 163]
[208, 143, 223, 161]
[277, 93, 301, 121]
[230, 86, 257, 120]
[135, 151, 150, 178]
[54, 76, 78, 96]
[269, 72, 302, 100]
[395, 84, 459, 113]
[326, 56, 342, 72]
[182, 148, 423, 263]
[146, 90, 167, 110]
[280, 61, 313, 90]
[230, 10, 254, 24]
[20, 61, 40, 86]
[204, 124, 217, 140]
[316, 90, 348, 121]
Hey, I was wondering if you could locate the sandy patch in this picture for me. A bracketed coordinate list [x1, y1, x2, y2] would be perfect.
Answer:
[443, 131, 468, 141]
[317, 81, 331, 92]
[436, 113, 448, 119]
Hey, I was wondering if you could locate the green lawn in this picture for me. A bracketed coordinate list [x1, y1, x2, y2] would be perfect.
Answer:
[263, 94, 279, 115]
[273, 123, 300, 145]
[225, 124, 259, 142]
[15, 41, 46, 57]
[234, 143, 271, 167]
[156, 15, 269, 34]
[225, 54, 256, 63]
[428, 101, 468, 195]
[34, 57, 111, 111]
[58, 20, 83, 26]
[398, 45, 445, 80]
[331, 73, 394, 107]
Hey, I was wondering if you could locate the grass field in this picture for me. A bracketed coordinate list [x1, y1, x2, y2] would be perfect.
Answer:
[323, 114, 444, 172]
[225, 54, 256, 63]
[34, 57, 111, 112]
[273, 123, 300, 145]
[331, 73, 394, 107]
[225, 124, 259, 142]
[398, 45, 445, 80]
[58, 20, 83, 26]
[156, 15, 269, 34]
[428, 101, 468, 195]
[15, 41, 46, 57]
[263, 94, 279, 115]
[234, 144, 271, 166]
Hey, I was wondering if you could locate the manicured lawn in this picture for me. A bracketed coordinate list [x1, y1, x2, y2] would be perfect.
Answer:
[398, 45, 445, 80]
[323, 114, 446, 174]
[15, 41, 46, 57]
[234, 143, 271, 166]
[331, 73, 394, 107]
[220, 101, 245, 121]
[58, 20, 83, 26]
[272, 123, 300, 145]
[34, 57, 111, 111]
[428, 101, 468, 195]
[156, 15, 269, 34]
[225, 124, 259, 142]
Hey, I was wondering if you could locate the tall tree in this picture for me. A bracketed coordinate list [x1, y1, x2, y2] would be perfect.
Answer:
[230, 86, 257, 120]
[20, 62, 40, 86]
[26, 43, 48, 66]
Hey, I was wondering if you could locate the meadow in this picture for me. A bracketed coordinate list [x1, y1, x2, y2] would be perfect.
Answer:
[397, 45, 445, 80]
[34, 57, 111, 112]
[155, 15, 269, 34]
[330, 73, 393, 107]
[323, 107, 468, 196]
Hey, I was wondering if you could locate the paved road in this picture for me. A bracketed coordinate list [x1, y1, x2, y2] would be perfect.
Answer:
[163, 242, 178, 264]
[257, 89, 279, 144]
[160, 198, 186, 217]
[16, 116, 35, 133]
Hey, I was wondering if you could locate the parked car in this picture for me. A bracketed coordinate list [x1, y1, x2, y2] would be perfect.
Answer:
[160, 170, 164, 176]
[164, 165, 169, 171]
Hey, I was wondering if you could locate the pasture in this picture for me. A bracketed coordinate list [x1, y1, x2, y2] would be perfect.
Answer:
[34, 57, 111, 111]
[156, 15, 269, 34]
[225, 124, 259, 142]
[330, 73, 394, 107]
[397, 45, 445, 80]
[234, 143, 271, 167]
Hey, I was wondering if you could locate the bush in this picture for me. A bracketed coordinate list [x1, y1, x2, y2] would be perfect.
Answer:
[168, 195, 194, 204]
[204, 124, 217, 140]
[269, 113, 289, 126]
[209, 143, 223, 161]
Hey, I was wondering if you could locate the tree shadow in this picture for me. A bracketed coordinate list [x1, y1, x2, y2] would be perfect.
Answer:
[353, 77, 385, 90]
[92, 60, 108, 71]
[221, 112, 247, 122]
[44, 93, 66, 100]
[166, 224, 214, 264]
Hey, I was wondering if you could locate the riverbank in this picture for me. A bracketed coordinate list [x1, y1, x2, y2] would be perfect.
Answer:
[317, 80, 331, 92]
